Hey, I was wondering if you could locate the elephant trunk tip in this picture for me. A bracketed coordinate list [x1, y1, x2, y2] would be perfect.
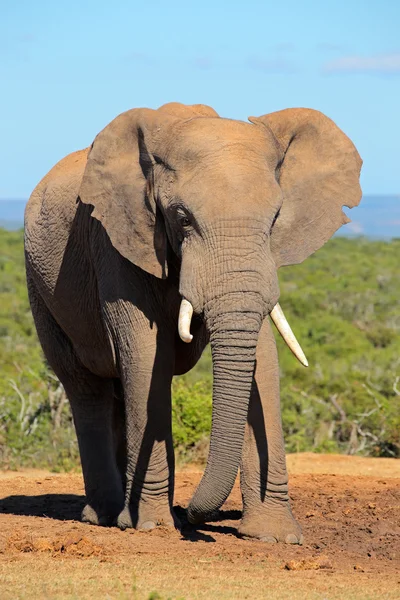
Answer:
[186, 496, 224, 526]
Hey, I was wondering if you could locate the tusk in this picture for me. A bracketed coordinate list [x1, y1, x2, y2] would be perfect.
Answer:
[270, 303, 309, 367]
[178, 298, 193, 343]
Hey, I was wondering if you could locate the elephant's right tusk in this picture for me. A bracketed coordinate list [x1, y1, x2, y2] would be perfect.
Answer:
[270, 303, 309, 367]
[178, 298, 193, 343]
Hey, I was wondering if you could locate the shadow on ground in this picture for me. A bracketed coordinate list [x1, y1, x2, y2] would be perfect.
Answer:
[176, 506, 242, 542]
[0, 494, 85, 521]
[0, 495, 242, 543]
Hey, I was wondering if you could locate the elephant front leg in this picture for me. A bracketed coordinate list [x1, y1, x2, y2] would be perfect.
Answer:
[238, 318, 303, 544]
[116, 334, 178, 531]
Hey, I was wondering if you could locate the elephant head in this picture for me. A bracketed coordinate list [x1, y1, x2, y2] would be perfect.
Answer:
[78, 102, 362, 523]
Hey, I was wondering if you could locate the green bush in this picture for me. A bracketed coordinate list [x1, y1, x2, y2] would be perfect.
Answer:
[276, 237, 400, 457]
[172, 377, 212, 462]
[0, 229, 399, 470]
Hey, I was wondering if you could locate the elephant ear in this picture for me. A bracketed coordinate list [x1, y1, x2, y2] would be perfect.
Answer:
[79, 108, 175, 278]
[249, 108, 362, 268]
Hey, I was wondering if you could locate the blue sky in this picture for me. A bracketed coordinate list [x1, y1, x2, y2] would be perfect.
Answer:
[1, 0, 400, 199]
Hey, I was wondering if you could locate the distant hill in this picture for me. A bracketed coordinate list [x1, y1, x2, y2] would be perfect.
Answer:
[342, 195, 399, 239]
[0, 196, 399, 238]
[0, 200, 26, 230]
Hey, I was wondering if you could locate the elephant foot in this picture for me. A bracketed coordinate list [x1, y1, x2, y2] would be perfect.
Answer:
[81, 499, 123, 527]
[238, 499, 303, 545]
[117, 498, 180, 531]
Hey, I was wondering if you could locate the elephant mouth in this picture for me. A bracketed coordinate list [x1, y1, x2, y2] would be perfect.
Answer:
[178, 297, 308, 367]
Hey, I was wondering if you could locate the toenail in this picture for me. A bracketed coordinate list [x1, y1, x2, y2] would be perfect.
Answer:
[285, 533, 299, 544]
[141, 520, 156, 530]
[260, 535, 278, 543]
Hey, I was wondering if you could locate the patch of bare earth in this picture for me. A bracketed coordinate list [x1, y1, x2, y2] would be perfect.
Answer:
[0, 454, 399, 599]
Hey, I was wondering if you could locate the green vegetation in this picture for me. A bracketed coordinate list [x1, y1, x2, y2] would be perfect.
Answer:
[0, 229, 78, 469]
[0, 229, 399, 469]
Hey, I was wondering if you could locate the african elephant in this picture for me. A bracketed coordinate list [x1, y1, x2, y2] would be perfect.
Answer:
[24, 102, 362, 543]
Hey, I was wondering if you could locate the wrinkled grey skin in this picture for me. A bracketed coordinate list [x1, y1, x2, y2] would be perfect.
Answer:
[25, 102, 362, 543]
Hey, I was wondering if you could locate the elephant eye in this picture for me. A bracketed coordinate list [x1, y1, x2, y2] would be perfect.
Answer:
[170, 203, 196, 239]
[180, 216, 191, 228]
[176, 210, 192, 230]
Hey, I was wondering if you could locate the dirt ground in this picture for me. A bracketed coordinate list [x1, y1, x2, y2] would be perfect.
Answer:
[0, 454, 399, 600]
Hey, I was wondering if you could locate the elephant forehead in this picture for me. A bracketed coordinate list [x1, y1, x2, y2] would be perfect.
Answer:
[174, 165, 282, 221]
[167, 117, 278, 165]
[161, 118, 282, 218]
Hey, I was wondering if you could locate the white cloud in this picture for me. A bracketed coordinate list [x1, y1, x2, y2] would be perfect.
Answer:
[323, 53, 400, 75]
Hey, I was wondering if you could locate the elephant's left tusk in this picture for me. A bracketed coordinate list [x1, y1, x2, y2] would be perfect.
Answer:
[270, 303, 308, 367]
[178, 298, 193, 343]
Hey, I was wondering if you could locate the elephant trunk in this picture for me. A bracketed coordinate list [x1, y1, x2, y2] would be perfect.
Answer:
[187, 291, 263, 524]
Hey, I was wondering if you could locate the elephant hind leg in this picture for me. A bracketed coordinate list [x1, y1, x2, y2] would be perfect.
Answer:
[112, 379, 127, 493]
[28, 281, 124, 525]
[69, 373, 125, 526]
